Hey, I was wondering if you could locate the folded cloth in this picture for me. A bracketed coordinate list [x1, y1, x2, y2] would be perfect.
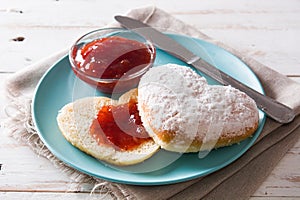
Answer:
[3, 6, 300, 200]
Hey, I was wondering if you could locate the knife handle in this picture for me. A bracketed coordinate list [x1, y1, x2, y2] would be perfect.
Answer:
[192, 59, 295, 123]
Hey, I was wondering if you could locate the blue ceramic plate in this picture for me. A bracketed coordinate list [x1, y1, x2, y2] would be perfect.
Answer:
[32, 33, 266, 185]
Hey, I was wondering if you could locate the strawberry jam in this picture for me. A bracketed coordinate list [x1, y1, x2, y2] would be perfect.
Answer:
[76, 36, 152, 79]
[90, 99, 151, 151]
[72, 36, 155, 93]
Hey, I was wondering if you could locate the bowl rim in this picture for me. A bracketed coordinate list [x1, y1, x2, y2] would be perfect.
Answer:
[68, 27, 156, 83]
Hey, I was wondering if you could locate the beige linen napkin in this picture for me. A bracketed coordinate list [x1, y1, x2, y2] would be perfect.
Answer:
[4, 6, 300, 200]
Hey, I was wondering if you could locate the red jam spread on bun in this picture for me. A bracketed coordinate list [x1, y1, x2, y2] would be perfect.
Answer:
[90, 99, 151, 151]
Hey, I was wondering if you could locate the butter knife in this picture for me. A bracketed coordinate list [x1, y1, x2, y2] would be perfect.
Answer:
[115, 15, 295, 123]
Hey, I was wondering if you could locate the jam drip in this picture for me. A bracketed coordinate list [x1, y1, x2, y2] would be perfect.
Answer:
[90, 99, 151, 151]
[77, 36, 152, 79]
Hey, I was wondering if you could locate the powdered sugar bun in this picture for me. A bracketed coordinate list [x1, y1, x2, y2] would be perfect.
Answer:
[138, 64, 259, 153]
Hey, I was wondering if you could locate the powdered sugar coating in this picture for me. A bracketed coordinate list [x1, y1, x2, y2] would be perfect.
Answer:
[138, 64, 259, 152]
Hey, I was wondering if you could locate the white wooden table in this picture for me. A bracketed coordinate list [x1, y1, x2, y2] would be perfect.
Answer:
[1, 0, 299, 199]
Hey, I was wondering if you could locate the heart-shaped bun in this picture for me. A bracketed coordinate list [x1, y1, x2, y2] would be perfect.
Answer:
[138, 64, 259, 153]
[56, 89, 160, 166]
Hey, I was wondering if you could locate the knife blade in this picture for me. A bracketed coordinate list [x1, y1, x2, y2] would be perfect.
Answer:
[115, 15, 295, 124]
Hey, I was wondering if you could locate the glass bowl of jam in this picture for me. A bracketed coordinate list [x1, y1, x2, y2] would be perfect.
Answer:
[69, 28, 156, 94]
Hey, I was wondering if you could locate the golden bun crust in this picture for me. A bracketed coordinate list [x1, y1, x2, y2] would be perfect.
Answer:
[56, 89, 160, 166]
[140, 105, 258, 152]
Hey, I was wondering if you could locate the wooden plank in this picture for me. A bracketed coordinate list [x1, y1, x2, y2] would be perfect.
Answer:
[1, 0, 299, 28]
[0, 28, 92, 72]
[0, 140, 93, 192]
[249, 197, 300, 200]
[1, 192, 299, 200]
[1, 27, 299, 75]
[0, 192, 112, 200]
[289, 77, 300, 84]
[253, 139, 300, 197]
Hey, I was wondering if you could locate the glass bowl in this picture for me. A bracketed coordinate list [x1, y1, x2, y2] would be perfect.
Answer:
[69, 28, 156, 94]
